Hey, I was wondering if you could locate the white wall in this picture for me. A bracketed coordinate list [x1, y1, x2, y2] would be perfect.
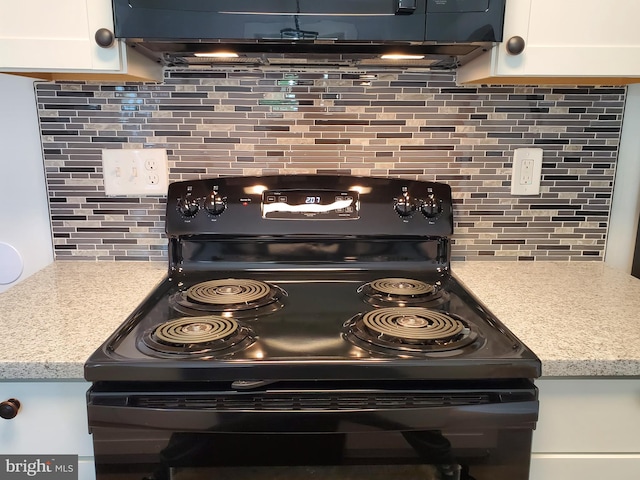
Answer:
[606, 83, 640, 273]
[0, 73, 53, 292]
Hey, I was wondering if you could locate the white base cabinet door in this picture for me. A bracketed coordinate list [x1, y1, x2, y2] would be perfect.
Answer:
[0, 381, 95, 480]
[530, 378, 640, 480]
[531, 454, 640, 480]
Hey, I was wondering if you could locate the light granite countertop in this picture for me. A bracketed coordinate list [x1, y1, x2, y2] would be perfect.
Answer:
[453, 262, 640, 377]
[1, 261, 639, 380]
[0, 262, 167, 380]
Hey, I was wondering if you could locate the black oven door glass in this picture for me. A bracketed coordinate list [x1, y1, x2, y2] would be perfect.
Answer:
[91, 427, 532, 480]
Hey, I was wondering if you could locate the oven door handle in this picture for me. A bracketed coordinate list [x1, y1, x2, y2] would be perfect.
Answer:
[87, 400, 539, 433]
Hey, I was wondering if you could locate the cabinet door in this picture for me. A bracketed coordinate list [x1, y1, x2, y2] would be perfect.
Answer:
[0, 381, 94, 456]
[530, 455, 640, 480]
[533, 379, 640, 453]
[504, 0, 640, 77]
[0, 0, 121, 71]
[528, 379, 640, 480]
[457, 0, 640, 83]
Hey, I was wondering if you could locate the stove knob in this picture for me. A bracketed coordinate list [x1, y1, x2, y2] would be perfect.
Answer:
[394, 194, 417, 217]
[204, 192, 227, 216]
[0, 398, 20, 419]
[176, 196, 199, 218]
[421, 194, 442, 218]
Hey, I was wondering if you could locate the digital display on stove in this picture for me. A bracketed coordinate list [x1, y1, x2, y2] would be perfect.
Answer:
[262, 189, 360, 219]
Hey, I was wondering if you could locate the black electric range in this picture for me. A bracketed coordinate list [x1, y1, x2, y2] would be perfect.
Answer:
[85, 175, 541, 480]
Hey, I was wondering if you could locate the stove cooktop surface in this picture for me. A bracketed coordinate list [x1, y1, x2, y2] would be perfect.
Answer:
[85, 269, 540, 383]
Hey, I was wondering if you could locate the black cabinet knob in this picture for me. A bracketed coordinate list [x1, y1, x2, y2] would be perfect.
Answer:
[95, 28, 115, 48]
[506, 36, 526, 55]
[0, 399, 20, 419]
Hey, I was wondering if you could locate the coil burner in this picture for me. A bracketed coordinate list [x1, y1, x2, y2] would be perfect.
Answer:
[345, 307, 479, 356]
[358, 278, 448, 307]
[170, 278, 286, 318]
[139, 316, 255, 358]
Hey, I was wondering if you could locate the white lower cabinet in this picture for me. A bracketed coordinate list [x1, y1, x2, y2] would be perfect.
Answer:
[531, 454, 640, 478]
[0, 381, 94, 480]
[531, 378, 640, 480]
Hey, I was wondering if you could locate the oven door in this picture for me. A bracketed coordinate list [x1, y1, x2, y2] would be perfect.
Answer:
[87, 380, 538, 480]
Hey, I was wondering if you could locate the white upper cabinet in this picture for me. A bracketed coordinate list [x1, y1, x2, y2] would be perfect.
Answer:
[457, 0, 640, 85]
[0, 0, 162, 81]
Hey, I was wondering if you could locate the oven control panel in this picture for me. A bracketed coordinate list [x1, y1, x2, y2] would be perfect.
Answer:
[165, 175, 453, 237]
[262, 189, 359, 220]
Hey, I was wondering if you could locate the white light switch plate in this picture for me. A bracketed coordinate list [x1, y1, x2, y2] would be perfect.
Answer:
[102, 149, 169, 196]
[511, 148, 543, 196]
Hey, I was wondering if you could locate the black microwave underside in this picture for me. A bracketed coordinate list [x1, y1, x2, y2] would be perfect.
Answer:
[112, 0, 506, 70]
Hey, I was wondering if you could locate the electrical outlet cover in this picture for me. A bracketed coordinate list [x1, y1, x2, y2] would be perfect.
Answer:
[511, 148, 543, 196]
[102, 149, 169, 196]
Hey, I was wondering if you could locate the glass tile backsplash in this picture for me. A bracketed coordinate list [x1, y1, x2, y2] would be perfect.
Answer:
[35, 69, 624, 261]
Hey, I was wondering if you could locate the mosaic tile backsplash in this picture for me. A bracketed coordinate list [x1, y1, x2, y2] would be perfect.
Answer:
[36, 69, 624, 262]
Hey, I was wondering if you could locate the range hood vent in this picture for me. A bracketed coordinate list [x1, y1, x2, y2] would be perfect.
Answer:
[113, 0, 506, 70]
